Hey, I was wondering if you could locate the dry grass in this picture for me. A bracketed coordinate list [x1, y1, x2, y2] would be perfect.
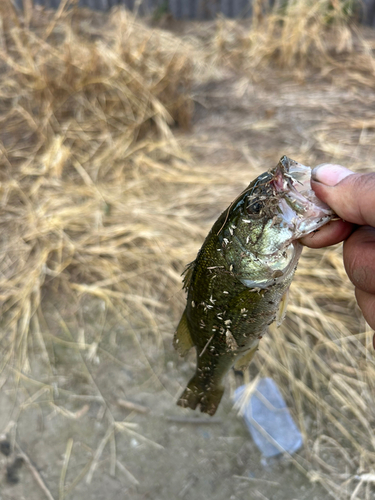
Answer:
[1, 1, 375, 499]
[0, 3, 195, 372]
[210, 0, 375, 86]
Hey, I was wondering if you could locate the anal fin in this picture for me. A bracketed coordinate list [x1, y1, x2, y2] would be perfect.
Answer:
[233, 340, 259, 371]
[173, 310, 194, 356]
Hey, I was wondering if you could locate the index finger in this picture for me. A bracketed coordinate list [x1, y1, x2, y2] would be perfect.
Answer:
[300, 218, 354, 248]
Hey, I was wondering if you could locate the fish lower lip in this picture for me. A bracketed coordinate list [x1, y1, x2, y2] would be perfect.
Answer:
[295, 215, 333, 237]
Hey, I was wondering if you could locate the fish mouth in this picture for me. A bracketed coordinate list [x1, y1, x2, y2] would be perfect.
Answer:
[271, 156, 335, 238]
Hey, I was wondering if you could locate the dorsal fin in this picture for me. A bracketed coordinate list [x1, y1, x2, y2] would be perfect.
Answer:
[182, 260, 195, 291]
[173, 310, 194, 356]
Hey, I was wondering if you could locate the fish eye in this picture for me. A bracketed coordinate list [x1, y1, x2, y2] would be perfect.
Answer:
[246, 198, 263, 214]
[244, 172, 273, 216]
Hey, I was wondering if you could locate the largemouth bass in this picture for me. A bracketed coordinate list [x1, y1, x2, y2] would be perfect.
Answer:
[174, 156, 334, 416]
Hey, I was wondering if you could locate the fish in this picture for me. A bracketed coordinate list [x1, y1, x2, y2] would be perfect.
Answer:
[174, 156, 335, 416]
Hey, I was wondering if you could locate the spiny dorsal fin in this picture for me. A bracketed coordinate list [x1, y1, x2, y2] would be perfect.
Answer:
[182, 260, 195, 291]
[173, 310, 194, 356]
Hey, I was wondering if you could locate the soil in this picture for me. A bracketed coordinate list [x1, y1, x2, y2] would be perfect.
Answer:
[0, 294, 327, 500]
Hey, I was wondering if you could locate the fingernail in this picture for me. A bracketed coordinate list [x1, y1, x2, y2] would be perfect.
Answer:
[312, 164, 354, 186]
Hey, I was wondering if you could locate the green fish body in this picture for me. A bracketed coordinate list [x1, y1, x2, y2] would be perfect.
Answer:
[174, 156, 334, 416]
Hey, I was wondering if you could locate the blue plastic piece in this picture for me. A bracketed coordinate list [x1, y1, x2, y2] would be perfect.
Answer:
[233, 377, 303, 458]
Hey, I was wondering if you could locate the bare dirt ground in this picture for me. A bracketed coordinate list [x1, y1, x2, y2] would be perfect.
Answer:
[1, 10, 375, 500]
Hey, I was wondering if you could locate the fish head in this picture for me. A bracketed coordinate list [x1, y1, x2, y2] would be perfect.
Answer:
[221, 156, 335, 289]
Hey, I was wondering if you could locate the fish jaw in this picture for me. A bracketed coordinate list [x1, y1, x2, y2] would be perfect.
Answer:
[271, 156, 335, 239]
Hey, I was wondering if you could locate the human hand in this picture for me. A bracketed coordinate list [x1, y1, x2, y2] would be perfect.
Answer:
[300, 164, 375, 331]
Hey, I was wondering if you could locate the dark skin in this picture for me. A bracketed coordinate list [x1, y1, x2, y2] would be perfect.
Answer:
[300, 164, 375, 330]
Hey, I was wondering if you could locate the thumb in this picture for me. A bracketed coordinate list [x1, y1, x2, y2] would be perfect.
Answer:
[311, 164, 375, 227]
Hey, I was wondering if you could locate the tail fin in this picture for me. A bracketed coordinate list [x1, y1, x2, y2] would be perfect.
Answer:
[177, 374, 224, 416]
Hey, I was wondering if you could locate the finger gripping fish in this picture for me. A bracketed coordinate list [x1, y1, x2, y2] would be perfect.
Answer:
[174, 156, 334, 416]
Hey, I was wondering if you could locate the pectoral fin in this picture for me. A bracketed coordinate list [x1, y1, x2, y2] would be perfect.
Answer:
[276, 288, 290, 327]
[173, 310, 194, 356]
[234, 340, 259, 371]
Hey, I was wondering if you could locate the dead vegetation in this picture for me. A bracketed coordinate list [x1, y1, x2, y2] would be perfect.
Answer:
[210, 0, 375, 86]
[0, 1, 375, 499]
[0, 2, 194, 371]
